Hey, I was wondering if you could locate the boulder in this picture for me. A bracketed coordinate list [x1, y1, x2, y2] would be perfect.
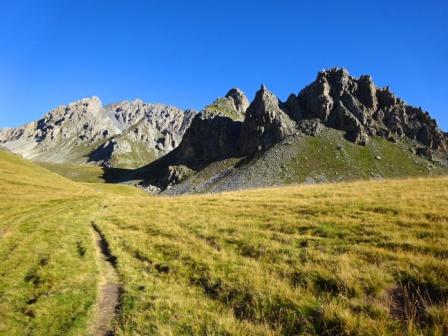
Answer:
[160, 165, 193, 187]
[297, 119, 325, 136]
[416, 147, 433, 160]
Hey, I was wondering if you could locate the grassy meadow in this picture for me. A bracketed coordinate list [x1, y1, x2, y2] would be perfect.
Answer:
[0, 150, 101, 335]
[35, 161, 106, 183]
[0, 149, 447, 335]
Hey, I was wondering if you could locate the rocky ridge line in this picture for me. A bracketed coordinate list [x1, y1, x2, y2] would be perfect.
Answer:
[0, 97, 195, 167]
[147, 68, 447, 189]
[287, 68, 447, 151]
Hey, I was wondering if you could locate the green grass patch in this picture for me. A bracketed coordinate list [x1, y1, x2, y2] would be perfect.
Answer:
[285, 130, 445, 183]
[36, 161, 106, 183]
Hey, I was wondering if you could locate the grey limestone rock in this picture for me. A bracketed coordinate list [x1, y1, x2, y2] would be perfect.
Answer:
[239, 85, 295, 154]
[0, 97, 195, 168]
[225, 88, 250, 114]
[297, 67, 447, 150]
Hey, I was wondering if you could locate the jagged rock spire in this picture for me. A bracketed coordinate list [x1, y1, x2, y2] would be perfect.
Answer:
[295, 68, 447, 150]
[239, 84, 295, 154]
[225, 88, 250, 114]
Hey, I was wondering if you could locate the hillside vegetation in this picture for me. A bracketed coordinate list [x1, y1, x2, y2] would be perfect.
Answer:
[35, 161, 107, 183]
[162, 129, 447, 195]
[0, 150, 447, 335]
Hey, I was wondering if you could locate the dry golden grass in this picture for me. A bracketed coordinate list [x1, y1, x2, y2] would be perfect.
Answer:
[0, 151, 102, 335]
[96, 177, 448, 335]
[1, 150, 447, 335]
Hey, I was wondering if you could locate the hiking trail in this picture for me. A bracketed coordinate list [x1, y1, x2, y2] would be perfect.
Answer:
[90, 223, 121, 336]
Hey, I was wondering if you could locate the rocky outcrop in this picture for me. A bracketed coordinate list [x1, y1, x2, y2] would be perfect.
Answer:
[330, 100, 369, 145]
[225, 88, 250, 114]
[145, 86, 296, 189]
[240, 85, 296, 154]
[295, 68, 447, 152]
[173, 85, 295, 167]
[174, 112, 242, 167]
[165, 89, 250, 168]
[296, 119, 325, 136]
[139, 69, 446, 192]
[201, 88, 249, 121]
[159, 165, 193, 187]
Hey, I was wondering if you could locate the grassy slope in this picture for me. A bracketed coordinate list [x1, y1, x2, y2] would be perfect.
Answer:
[284, 133, 443, 183]
[0, 151, 98, 335]
[36, 161, 106, 183]
[97, 178, 448, 335]
[28, 136, 108, 165]
[0, 151, 139, 335]
[34, 162, 147, 188]
[166, 129, 447, 194]
[1, 149, 448, 335]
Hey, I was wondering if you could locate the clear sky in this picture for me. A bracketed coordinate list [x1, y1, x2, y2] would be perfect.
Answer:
[1, 0, 447, 130]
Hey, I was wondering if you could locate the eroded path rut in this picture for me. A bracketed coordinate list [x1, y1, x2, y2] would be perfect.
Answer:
[90, 223, 120, 336]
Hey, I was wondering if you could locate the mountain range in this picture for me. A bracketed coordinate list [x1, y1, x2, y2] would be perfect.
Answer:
[0, 97, 195, 168]
[1, 68, 447, 194]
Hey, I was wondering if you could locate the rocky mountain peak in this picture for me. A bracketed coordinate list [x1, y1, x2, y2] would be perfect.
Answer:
[248, 84, 280, 117]
[0, 96, 195, 167]
[64, 96, 103, 116]
[240, 85, 295, 153]
[201, 88, 249, 121]
[163, 69, 447, 191]
[225, 88, 250, 114]
[297, 68, 447, 151]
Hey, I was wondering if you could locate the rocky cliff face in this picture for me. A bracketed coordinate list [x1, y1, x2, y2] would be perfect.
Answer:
[167, 88, 248, 168]
[88, 100, 195, 167]
[225, 88, 250, 114]
[289, 68, 447, 152]
[166, 86, 296, 169]
[140, 69, 447, 191]
[176, 68, 448, 170]
[174, 113, 243, 167]
[0, 97, 195, 168]
[240, 85, 295, 154]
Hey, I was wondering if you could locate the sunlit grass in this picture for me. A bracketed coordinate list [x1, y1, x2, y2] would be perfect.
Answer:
[1, 149, 447, 335]
[0, 151, 102, 335]
[96, 177, 448, 335]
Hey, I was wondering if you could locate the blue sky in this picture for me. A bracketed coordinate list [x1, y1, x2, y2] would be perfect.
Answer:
[0, 0, 447, 130]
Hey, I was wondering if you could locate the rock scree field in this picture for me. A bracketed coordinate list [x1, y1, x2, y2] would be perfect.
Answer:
[0, 149, 447, 335]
